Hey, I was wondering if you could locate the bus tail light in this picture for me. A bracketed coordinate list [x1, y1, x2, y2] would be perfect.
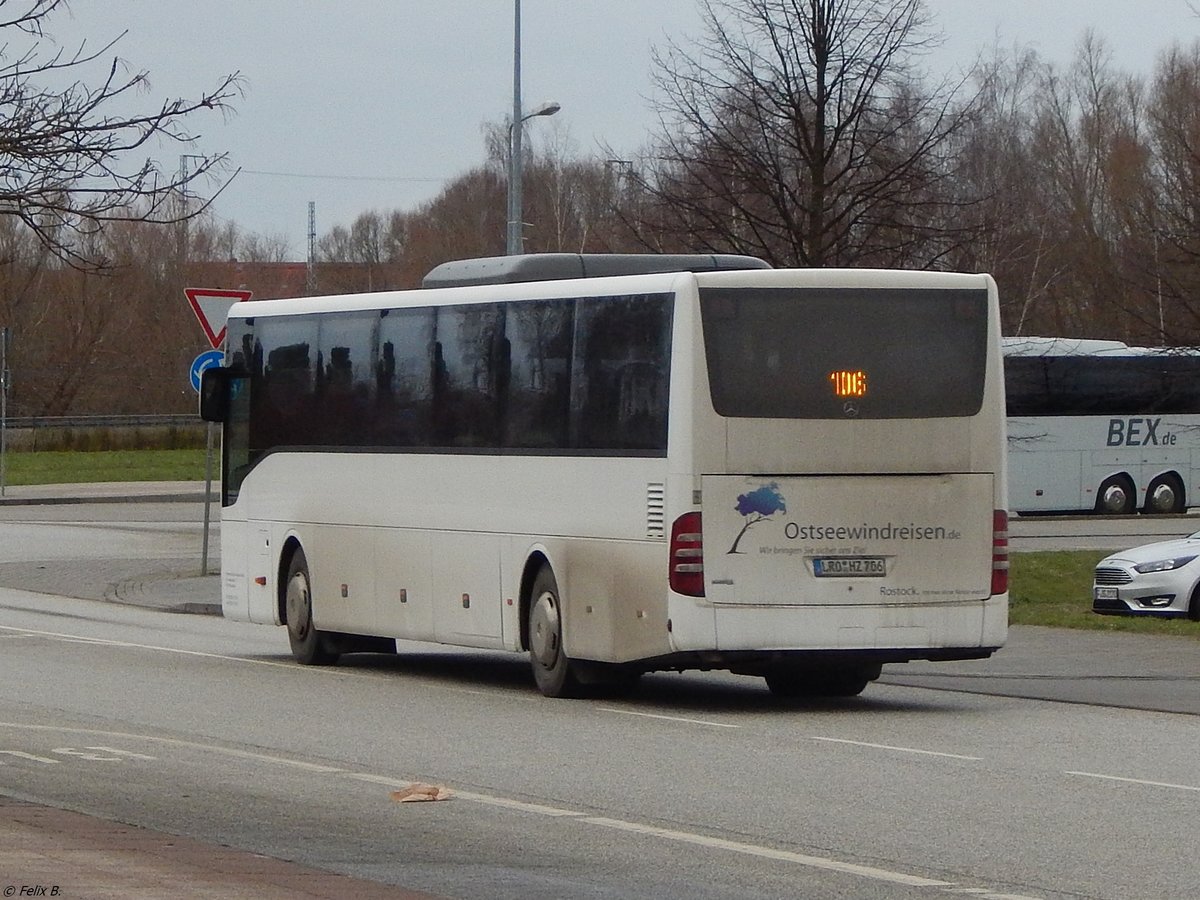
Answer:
[669, 512, 705, 597]
[992, 509, 1009, 595]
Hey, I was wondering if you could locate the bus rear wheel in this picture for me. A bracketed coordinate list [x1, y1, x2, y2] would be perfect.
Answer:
[285, 548, 339, 666]
[1095, 475, 1136, 515]
[527, 566, 582, 698]
[1143, 474, 1185, 515]
[765, 664, 880, 698]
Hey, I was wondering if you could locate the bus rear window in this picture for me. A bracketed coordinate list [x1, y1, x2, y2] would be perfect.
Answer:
[700, 287, 988, 419]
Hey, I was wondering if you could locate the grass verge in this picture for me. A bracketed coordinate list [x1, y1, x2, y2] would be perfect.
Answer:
[1, 449, 208, 485]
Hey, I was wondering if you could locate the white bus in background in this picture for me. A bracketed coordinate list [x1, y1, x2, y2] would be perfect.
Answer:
[200, 254, 1009, 699]
[1004, 336, 1200, 514]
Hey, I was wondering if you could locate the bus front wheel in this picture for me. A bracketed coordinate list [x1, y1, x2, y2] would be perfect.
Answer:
[528, 566, 582, 698]
[284, 548, 339, 666]
[1095, 475, 1136, 515]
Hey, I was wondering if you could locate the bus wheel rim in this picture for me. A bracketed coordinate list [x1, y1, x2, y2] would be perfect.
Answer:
[286, 573, 311, 641]
[1150, 482, 1177, 513]
[1102, 483, 1129, 513]
[529, 590, 561, 668]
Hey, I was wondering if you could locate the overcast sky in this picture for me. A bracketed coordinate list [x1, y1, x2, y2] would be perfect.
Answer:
[42, 1, 1200, 259]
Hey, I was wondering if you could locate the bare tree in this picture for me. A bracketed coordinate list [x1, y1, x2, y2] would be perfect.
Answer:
[317, 210, 408, 291]
[632, 0, 975, 267]
[1018, 34, 1153, 340]
[950, 44, 1061, 330]
[0, 0, 241, 268]
[1144, 42, 1200, 342]
[399, 167, 507, 284]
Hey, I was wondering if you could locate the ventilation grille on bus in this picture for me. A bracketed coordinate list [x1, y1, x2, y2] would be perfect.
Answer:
[647, 483, 666, 538]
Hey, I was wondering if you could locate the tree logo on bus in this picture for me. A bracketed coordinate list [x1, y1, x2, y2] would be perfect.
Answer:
[728, 483, 787, 554]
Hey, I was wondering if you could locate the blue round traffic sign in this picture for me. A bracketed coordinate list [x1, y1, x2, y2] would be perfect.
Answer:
[190, 349, 225, 393]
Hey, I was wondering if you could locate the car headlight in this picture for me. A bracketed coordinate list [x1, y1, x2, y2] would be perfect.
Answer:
[1133, 555, 1197, 573]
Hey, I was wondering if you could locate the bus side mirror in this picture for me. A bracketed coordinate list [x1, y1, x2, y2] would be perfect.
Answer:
[199, 366, 231, 422]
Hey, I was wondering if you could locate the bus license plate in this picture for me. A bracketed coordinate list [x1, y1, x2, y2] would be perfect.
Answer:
[813, 557, 886, 577]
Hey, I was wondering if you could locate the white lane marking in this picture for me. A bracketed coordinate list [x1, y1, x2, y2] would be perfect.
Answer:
[343, 774, 579, 816]
[344, 773, 582, 817]
[49, 746, 159, 762]
[579, 816, 951, 888]
[0, 723, 345, 773]
[342, 772, 415, 788]
[53, 747, 128, 761]
[809, 736, 983, 761]
[0, 750, 60, 764]
[87, 746, 157, 760]
[598, 707, 739, 729]
[453, 790, 587, 818]
[1066, 770, 1200, 793]
[0, 623, 348, 675]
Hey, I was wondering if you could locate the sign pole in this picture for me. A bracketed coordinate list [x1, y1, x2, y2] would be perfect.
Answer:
[201, 421, 214, 576]
[1, 327, 9, 498]
[184, 287, 251, 580]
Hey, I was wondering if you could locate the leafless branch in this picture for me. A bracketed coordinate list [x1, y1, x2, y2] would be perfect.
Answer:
[0, 0, 243, 268]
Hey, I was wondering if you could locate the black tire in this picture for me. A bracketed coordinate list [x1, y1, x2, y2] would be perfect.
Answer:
[766, 664, 879, 698]
[1143, 473, 1185, 515]
[527, 566, 581, 698]
[1189, 583, 1200, 623]
[284, 548, 339, 666]
[1095, 475, 1136, 515]
[573, 660, 643, 697]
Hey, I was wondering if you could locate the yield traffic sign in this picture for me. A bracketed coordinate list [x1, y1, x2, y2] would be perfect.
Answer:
[185, 287, 252, 349]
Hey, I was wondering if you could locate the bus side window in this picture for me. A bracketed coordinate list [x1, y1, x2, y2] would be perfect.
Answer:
[432, 304, 504, 448]
[571, 294, 670, 452]
[376, 308, 436, 447]
[504, 299, 573, 449]
[315, 311, 376, 447]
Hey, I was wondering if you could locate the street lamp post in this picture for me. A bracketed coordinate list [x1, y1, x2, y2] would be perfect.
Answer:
[506, 0, 560, 255]
[177, 153, 207, 264]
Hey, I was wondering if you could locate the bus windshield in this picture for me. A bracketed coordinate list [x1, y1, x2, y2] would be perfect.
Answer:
[699, 287, 988, 419]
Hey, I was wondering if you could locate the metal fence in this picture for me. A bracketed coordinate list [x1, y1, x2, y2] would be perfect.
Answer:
[3, 414, 199, 430]
[0, 414, 206, 453]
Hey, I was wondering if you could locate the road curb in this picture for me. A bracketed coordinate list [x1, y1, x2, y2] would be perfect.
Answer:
[0, 492, 212, 506]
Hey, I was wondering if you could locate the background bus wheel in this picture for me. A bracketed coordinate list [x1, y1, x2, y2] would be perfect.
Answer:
[285, 549, 339, 666]
[1143, 474, 1185, 515]
[528, 566, 581, 698]
[1095, 475, 1136, 515]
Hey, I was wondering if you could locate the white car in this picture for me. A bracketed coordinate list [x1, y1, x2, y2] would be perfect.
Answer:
[1093, 534, 1200, 619]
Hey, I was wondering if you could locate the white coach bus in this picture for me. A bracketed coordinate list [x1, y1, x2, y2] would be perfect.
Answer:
[1004, 336, 1200, 514]
[200, 254, 1009, 698]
